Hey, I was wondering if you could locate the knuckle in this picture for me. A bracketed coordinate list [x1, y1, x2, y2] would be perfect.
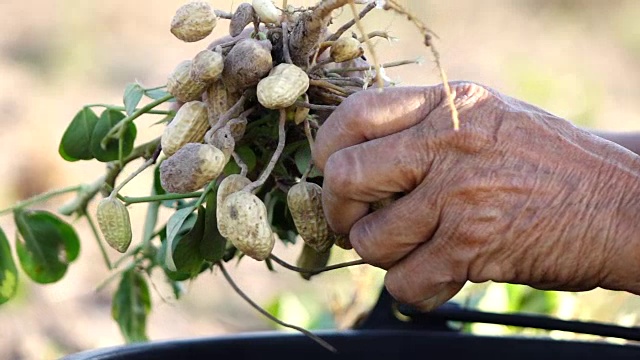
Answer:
[323, 151, 359, 196]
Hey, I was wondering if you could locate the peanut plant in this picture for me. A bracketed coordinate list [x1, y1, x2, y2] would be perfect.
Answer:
[0, 0, 451, 352]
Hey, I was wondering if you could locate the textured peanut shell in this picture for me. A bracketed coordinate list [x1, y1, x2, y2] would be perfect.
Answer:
[218, 191, 275, 261]
[216, 174, 252, 228]
[160, 143, 226, 194]
[330, 37, 364, 63]
[96, 198, 132, 253]
[222, 38, 273, 92]
[252, 0, 282, 24]
[257, 63, 309, 109]
[287, 181, 334, 253]
[170, 1, 217, 42]
[229, 3, 255, 37]
[191, 49, 224, 83]
[161, 100, 209, 157]
[204, 80, 230, 127]
[167, 60, 208, 103]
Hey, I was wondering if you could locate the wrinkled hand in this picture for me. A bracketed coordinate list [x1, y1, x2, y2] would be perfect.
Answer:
[312, 82, 640, 311]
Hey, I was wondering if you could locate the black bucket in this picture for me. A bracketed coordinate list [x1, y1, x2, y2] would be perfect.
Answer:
[61, 289, 640, 360]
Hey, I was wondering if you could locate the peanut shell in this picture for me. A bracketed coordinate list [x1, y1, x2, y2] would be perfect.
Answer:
[96, 197, 132, 253]
[287, 181, 334, 253]
[160, 143, 226, 193]
[222, 38, 273, 92]
[229, 3, 255, 37]
[330, 37, 364, 63]
[167, 60, 208, 103]
[161, 100, 209, 157]
[252, 0, 282, 24]
[170, 1, 217, 42]
[216, 174, 252, 228]
[257, 63, 309, 109]
[191, 49, 224, 83]
[218, 191, 275, 261]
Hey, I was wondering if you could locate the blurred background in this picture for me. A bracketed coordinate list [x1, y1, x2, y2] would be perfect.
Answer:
[1, 0, 640, 359]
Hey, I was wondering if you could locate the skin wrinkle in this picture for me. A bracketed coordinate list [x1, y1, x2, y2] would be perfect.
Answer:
[315, 81, 640, 310]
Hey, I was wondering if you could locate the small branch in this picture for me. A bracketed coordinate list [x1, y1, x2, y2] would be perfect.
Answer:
[282, 22, 293, 64]
[348, 0, 383, 90]
[208, 92, 248, 137]
[244, 109, 287, 193]
[326, 58, 421, 74]
[269, 254, 366, 276]
[85, 105, 172, 115]
[232, 152, 249, 177]
[122, 192, 202, 205]
[320, 76, 366, 87]
[0, 185, 82, 216]
[358, 30, 395, 43]
[325, 1, 376, 42]
[381, 0, 459, 130]
[295, 101, 338, 112]
[307, 58, 334, 74]
[110, 144, 162, 199]
[214, 9, 233, 19]
[217, 262, 337, 353]
[309, 79, 348, 96]
[101, 93, 174, 149]
[85, 211, 112, 270]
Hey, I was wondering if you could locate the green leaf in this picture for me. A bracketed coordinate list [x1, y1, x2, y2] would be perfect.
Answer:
[90, 109, 137, 162]
[145, 88, 174, 101]
[58, 107, 99, 161]
[14, 209, 81, 284]
[0, 227, 18, 304]
[295, 145, 323, 178]
[123, 83, 144, 116]
[112, 270, 151, 343]
[169, 206, 206, 277]
[164, 206, 196, 272]
[200, 189, 227, 262]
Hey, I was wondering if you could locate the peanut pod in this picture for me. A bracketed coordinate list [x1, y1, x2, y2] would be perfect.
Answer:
[287, 181, 334, 253]
[167, 60, 209, 103]
[96, 197, 132, 253]
[160, 143, 227, 194]
[170, 1, 217, 42]
[257, 63, 309, 109]
[161, 100, 209, 157]
[218, 191, 275, 261]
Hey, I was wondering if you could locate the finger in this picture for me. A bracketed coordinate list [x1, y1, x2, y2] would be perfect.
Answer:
[347, 182, 440, 268]
[321, 126, 434, 234]
[312, 85, 445, 172]
[383, 225, 468, 311]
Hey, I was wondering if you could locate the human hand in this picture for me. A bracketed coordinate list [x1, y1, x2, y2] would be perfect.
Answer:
[312, 82, 640, 311]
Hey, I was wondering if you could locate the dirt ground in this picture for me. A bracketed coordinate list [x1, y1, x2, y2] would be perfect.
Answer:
[1, 1, 640, 359]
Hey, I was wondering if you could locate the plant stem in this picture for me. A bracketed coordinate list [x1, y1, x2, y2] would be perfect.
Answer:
[327, 58, 421, 74]
[0, 185, 82, 216]
[196, 181, 217, 208]
[101, 93, 174, 149]
[110, 144, 162, 199]
[232, 152, 249, 177]
[269, 254, 365, 276]
[295, 101, 338, 112]
[282, 22, 293, 64]
[123, 192, 202, 205]
[217, 262, 337, 353]
[325, 1, 376, 42]
[244, 109, 287, 193]
[85, 105, 172, 115]
[348, 0, 383, 90]
[85, 211, 112, 270]
[309, 79, 348, 96]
